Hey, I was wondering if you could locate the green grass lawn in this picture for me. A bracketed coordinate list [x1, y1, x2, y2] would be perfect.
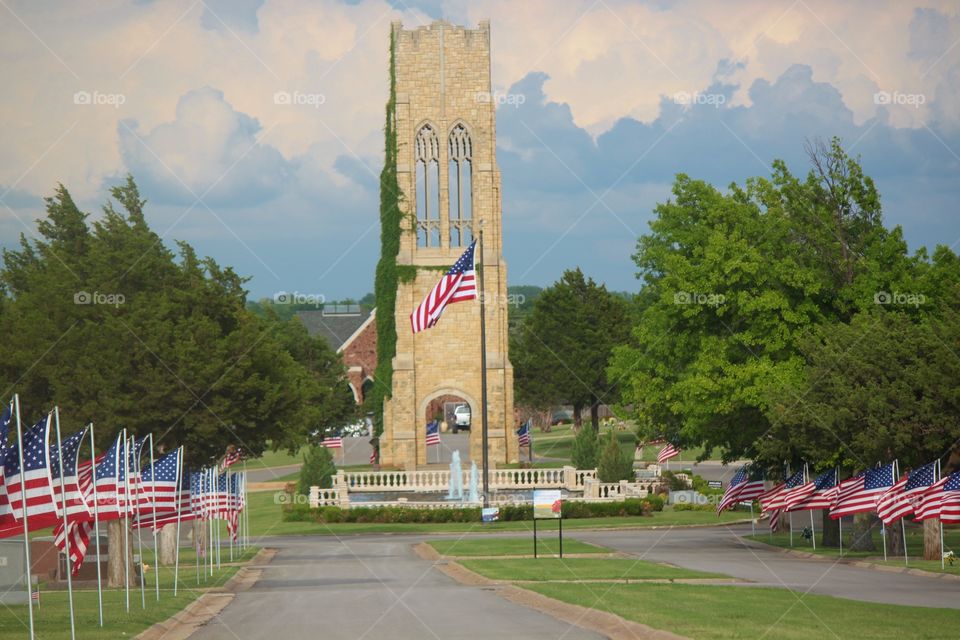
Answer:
[747, 525, 960, 575]
[460, 558, 721, 581]
[525, 582, 959, 639]
[427, 537, 608, 557]
[245, 490, 752, 537]
[0, 547, 258, 640]
[533, 428, 637, 461]
[244, 446, 307, 470]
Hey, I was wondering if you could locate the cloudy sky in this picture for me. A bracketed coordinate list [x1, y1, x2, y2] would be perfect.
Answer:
[1, 0, 958, 301]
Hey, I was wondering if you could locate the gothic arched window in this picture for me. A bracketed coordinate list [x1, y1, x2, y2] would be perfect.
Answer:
[448, 123, 472, 247]
[414, 124, 441, 247]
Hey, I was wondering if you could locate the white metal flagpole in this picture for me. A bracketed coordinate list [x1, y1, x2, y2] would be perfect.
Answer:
[122, 430, 131, 612]
[938, 460, 945, 570]
[134, 437, 146, 609]
[173, 447, 183, 596]
[13, 395, 36, 640]
[88, 423, 104, 626]
[53, 407, 77, 640]
[149, 435, 160, 601]
[898, 461, 908, 566]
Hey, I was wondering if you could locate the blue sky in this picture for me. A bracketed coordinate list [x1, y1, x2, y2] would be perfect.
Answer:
[1, 0, 958, 301]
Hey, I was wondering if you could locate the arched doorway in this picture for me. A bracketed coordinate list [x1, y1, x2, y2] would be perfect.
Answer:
[418, 388, 478, 464]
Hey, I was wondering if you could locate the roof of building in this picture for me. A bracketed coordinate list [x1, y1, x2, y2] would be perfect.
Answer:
[296, 307, 375, 353]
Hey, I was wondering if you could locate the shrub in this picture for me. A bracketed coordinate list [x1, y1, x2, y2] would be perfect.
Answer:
[570, 424, 599, 469]
[298, 444, 337, 496]
[597, 430, 634, 482]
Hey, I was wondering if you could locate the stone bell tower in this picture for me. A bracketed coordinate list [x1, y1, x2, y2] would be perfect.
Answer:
[380, 20, 516, 468]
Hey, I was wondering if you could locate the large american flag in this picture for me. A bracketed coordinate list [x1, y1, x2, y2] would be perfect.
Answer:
[657, 443, 680, 464]
[761, 470, 805, 531]
[829, 462, 895, 519]
[716, 465, 765, 514]
[914, 469, 960, 523]
[92, 434, 127, 521]
[4, 414, 59, 529]
[517, 420, 531, 447]
[787, 468, 837, 512]
[425, 420, 441, 446]
[0, 403, 18, 537]
[877, 461, 937, 525]
[135, 464, 193, 531]
[49, 427, 92, 523]
[53, 520, 94, 577]
[410, 240, 477, 333]
[138, 449, 181, 515]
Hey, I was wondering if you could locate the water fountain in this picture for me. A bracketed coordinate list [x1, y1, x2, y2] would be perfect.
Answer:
[446, 450, 464, 500]
[468, 461, 480, 503]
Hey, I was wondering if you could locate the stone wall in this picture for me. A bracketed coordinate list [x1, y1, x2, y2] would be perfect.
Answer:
[381, 20, 516, 467]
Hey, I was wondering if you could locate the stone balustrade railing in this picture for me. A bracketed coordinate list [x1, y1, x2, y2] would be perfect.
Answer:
[339, 466, 593, 493]
[308, 486, 345, 507]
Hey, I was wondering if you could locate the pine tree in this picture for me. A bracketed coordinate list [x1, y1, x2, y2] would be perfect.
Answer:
[570, 424, 599, 470]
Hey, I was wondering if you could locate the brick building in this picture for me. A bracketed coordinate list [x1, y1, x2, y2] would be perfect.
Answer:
[297, 305, 377, 404]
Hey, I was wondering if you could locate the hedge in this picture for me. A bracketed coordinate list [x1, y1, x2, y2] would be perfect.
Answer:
[282, 496, 664, 524]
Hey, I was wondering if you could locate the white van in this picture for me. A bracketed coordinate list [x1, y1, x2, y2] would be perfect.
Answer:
[452, 404, 471, 433]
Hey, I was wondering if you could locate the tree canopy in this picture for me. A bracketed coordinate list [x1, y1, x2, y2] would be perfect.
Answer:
[0, 176, 353, 466]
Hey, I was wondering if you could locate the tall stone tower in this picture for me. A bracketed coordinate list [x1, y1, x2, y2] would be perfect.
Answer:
[380, 20, 516, 468]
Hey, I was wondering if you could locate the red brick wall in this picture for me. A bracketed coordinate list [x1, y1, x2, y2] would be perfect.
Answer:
[342, 315, 377, 403]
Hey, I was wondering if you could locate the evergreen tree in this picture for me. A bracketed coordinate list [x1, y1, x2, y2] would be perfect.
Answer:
[298, 444, 337, 494]
[570, 424, 599, 469]
[597, 430, 633, 482]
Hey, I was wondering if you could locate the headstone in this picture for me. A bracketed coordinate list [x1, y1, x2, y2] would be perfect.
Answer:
[0, 539, 28, 605]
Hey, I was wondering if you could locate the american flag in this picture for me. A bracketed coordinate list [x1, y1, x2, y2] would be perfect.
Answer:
[410, 240, 477, 333]
[425, 420, 441, 446]
[135, 465, 193, 530]
[221, 447, 242, 470]
[877, 461, 937, 524]
[761, 470, 805, 531]
[369, 448, 377, 464]
[126, 436, 148, 516]
[0, 403, 18, 536]
[92, 434, 127, 521]
[53, 520, 94, 577]
[829, 462, 895, 519]
[656, 443, 680, 464]
[787, 468, 837, 511]
[914, 469, 960, 523]
[49, 427, 92, 522]
[716, 465, 765, 514]
[226, 473, 242, 541]
[3, 414, 59, 529]
[517, 420, 531, 447]
[138, 449, 181, 515]
[322, 435, 343, 449]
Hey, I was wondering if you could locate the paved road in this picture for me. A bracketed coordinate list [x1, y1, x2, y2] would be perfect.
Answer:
[190, 534, 603, 640]
[578, 524, 960, 609]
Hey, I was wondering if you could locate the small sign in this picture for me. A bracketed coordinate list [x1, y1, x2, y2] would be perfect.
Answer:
[708, 480, 722, 489]
[482, 507, 500, 523]
[533, 489, 562, 519]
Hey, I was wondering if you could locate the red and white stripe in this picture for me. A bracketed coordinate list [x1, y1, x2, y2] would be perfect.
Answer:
[876, 476, 913, 524]
[54, 520, 94, 576]
[656, 444, 680, 464]
[6, 415, 59, 530]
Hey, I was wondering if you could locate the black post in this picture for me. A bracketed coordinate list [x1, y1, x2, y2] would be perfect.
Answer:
[533, 515, 537, 559]
[479, 230, 490, 508]
[559, 516, 563, 559]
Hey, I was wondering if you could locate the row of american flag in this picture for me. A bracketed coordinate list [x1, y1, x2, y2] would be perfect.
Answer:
[0, 398, 247, 578]
[716, 460, 960, 527]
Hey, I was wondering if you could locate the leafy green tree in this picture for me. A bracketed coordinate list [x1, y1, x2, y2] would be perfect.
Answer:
[597, 430, 633, 482]
[0, 176, 352, 465]
[570, 423, 599, 469]
[298, 444, 337, 494]
[512, 269, 629, 428]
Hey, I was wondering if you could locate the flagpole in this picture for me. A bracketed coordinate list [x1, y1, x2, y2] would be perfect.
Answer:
[53, 408, 77, 640]
[12, 395, 36, 640]
[478, 229, 490, 508]
[173, 448, 183, 596]
[149, 435, 160, 601]
[135, 437, 146, 609]
[750, 502, 755, 536]
[806, 465, 815, 550]
[898, 461, 907, 566]
[122, 430, 131, 611]
[938, 460, 945, 570]
[12, 397, 37, 639]
[88, 423, 104, 626]
[839, 516, 843, 556]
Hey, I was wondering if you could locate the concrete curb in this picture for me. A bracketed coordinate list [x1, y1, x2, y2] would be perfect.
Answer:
[740, 537, 960, 582]
[134, 548, 276, 640]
